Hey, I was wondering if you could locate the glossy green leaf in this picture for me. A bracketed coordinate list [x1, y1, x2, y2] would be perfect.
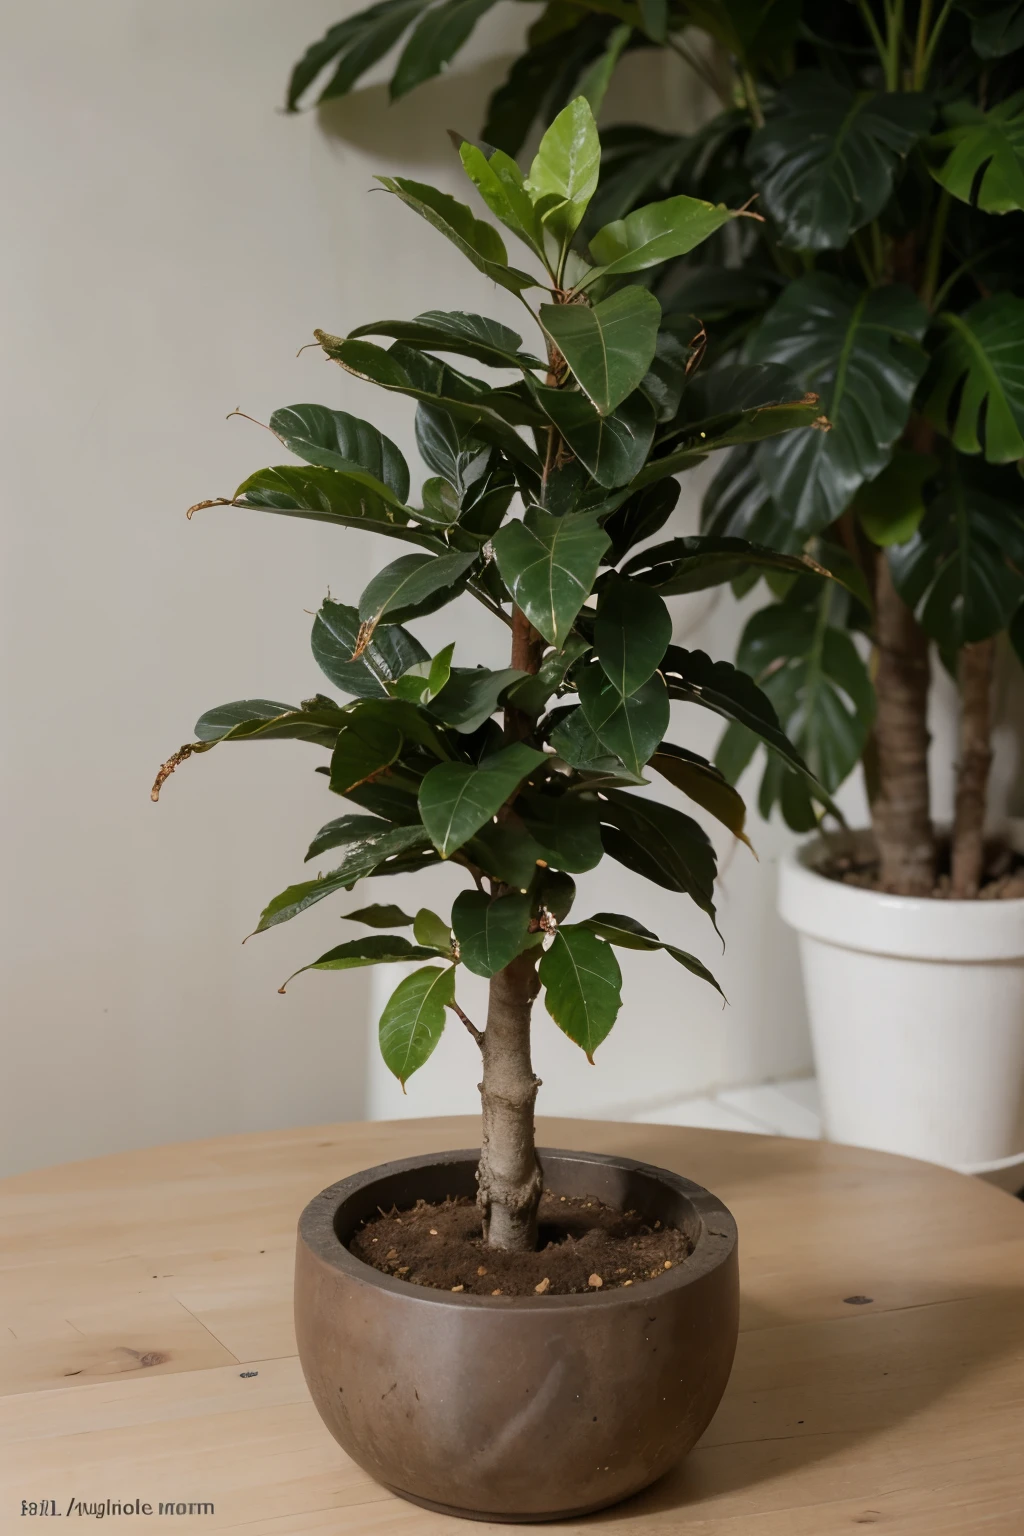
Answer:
[341, 903, 415, 927]
[482, 12, 616, 157]
[230, 463, 431, 546]
[374, 177, 538, 293]
[534, 867, 577, 921]
[534, 385, 656, 489]
[193, 698, 341, 748]
[747, 73, 932, 250]
[458, 140, 543, 253]
[928, 92, 1024, 214]
[580, 912, 723, 996]
[650, 744, 752, 850]
[597, 791, 719, 924]
[525, 97, 601, 243]
[621, 535, 834, 595]
[922, 295, 1024, 463]
[505, 635, 591, 715]
[418, 740, 547, 856]
[378, 965, 456, 1085]
[280, 935, 439, 991]
[519, 789, 604, 872]
[577, 23, 632, 115]
[388, 643, 455, 704]
[391, 0, 500, 99]
[306, 813, 392, 862]
[683, 0, 801, 67]
[312, 600, 429, 699]
[588, 193, 735, 278]
[852, 451, 938, 547]
[349, 311, 542, 369]
[578, 665, 669, 777]
[547, 705, 643, 783]
[465, 814, 549, 886]
[329, 711, 404, 796]
[749, 276, 929, 538]
[451, 890, 533, 976]
[429, 666, 527, 732]
[285, 0, 430, 109]
[539, 925, 622, 1061]
[269, 405, 410, 500]
[413, 907, 454, 951]
[358, 551, 478, 640]
[593, 575, 669, 696]
[540, 288, 660, 416]
[492, 508, 610, 646]
[253, 824, 433, 934]
[602, 479, 680, 565]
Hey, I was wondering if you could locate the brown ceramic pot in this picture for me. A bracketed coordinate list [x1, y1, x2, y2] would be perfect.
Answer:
[294, 1146, 738, 1523]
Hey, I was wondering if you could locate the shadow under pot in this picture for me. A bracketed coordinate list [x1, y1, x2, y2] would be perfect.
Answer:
[294, 1146, 739, 1523]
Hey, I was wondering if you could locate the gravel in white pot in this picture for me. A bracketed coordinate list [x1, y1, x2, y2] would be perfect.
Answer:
[779, 830, 1024, 1172]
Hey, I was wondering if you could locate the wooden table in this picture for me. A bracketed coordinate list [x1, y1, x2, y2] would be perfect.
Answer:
[2, 1117, 1023, 1533]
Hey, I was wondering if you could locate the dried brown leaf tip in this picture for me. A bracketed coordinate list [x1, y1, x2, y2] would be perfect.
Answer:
[150, 743, 198, 802]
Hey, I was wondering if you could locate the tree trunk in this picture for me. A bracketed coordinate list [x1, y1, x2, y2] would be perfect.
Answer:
[950, 638, 995, 898]
[871, 554, 936, 893]
[477, 951, 544, 1250]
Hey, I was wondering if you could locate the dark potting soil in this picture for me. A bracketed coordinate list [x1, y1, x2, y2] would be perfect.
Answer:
[349, 1192, 692, 1296]
[820, 841, 1024, 900]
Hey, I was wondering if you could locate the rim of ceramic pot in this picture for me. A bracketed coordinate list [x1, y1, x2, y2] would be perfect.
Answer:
[297, 1145, 737, 1310]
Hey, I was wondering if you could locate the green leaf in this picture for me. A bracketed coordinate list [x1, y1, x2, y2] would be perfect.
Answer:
[306, 813, 393, 862]
[458, 140, 544, 254]
[540, 288, 660, 416]
[539, 925, 622, 1062]
[602, 479, 680, 565]
[593, 574, 671, 695]
[662, 644, 842, 819]
[852, 450, 938, 547]
[650, 744, 752, 850]
[429, 666, 527, 732]
[312, 600, 429, 699]
[928, 92, 1024, 214]
[413, 907, 454, 951]
[533, 385, 656, 488]
[482, 12, 616, 157]
[269, 405, 410, 500]
[285, 0, 430, 109]
[348, 311, 543, 370]
[254, 824, 433, 934]
[492, 508, 610, 646]
[597, 789, 719, 923]
[388, 643, 455, 704]
[418, 740, 547, 856]
[341, 903, 415, 927]
[378, 965, 456, 1085]
[547, 705, 644, 783]
[749, 275, 929, 538]
[391, 0, 500, 99]
[747, 72, 932, 250]
[534, 867, 577, 921]
[194, 699, 338, 747]
[451, 890, 533, 976]
[525, 97, 601, 243]
[580, 911, 723, 996]
[577, 23, 632, 116]
[505, 635, 591, 715]
[578, 665, 669, 777]
[621, 535, 835, 595]
[957, 0, 1024, 57]
[922, 295, 1024, 463]
[357, 550, 478, 638]
[280, 935, 439, 992]
[518, 789, 604, 872]
[588, 193, 736, 278]
[683, 0, 801, 68]
[329, 711, 405, 796]
[374, 177, 538, 293]
[465, 814, 549, 886]
[230, 463, 431, 546]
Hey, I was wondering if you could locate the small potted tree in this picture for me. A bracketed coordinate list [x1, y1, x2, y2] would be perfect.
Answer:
[156, 101, 834, 1521]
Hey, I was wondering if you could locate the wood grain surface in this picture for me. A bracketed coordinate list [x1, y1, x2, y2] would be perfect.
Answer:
[2, 1116, 1023, 1533]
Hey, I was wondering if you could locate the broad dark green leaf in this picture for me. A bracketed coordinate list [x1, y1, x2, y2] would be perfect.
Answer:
[358, 550, 478, 635]
[391, 0, 500, 99]
[621, 535, 834, 595]
[451, 890, 533, 976]
[540, 289, 660, 417]
[374, 177, 538, 293]
[459, 140, 544, 253]
[700, 445, 790, 549]
[230, 464, 432, 547]
[312, 600, 429, 699]
[639, 331, 695, 425]
[194, 698, 340, 747]
[921, 295, 1024, 463]
[594, 575, 671, 696]
[957, 0, 1024, 56]
[578, 665, 669, 777]
[285, 0, 430, 109]
[683, 0, 801, 67]
[650, 744, 752, 849]
[306, 813, 393, 862]
[534, 867, 577, 921]
[506, 635, 591, 715]
[413, 907, 453, 951]
[525, 96, 601, 243]
[342, 903, 415, 927]
[429, 666, 526, 732]
[747, 72, 932, 250]
[588, 193, 736, 277]
[597, 789, 719, 923]
[539, 925, 622, 1061]
[465, 813, 549, 886]
[749, 276, 929, 537]
[418, 740, 547, 856]
[518, 789, 604, 872]
[547, 705, 644, 783]
[280, 935, 439, 992]
[348, 311, 542, 369]
[492, 508, 610, 646]
[928, 92, 1024, 214]
[378, 965, 456, 1085]
[329, 711, 404, 796]
[577, 22, 632, 114]
[602, 479, 680, 565]
[253, 824, 433, 934]
[534, 385, 656, 489]
[852, 450, 938, 548]
[269, 405, 410, 500]
[581, 911, 723, 996]
[482, 12, 616, 157]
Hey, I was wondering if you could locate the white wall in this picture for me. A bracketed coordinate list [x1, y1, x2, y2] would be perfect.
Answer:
[5, 2, 1012, 1175]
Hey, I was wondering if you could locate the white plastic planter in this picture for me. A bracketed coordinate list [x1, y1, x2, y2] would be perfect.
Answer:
[779, 833, 1024, 1177]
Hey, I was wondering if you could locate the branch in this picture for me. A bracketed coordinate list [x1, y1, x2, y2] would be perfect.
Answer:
[449, 999, 484, 1048]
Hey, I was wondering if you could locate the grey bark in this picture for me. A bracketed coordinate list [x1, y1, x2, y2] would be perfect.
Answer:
[477, 952, 543, 1250]
[950, 638, 995, 898]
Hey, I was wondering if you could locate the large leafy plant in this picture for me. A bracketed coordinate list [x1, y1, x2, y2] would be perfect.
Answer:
[157, 100, 834, 1250]
[292, 0, 1024, 898]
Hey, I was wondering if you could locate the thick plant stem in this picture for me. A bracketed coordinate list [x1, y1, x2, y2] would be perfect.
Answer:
[477, 952, 544, 1250]
[871, 554, 936, 893]
[950, 639, 995, 897]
